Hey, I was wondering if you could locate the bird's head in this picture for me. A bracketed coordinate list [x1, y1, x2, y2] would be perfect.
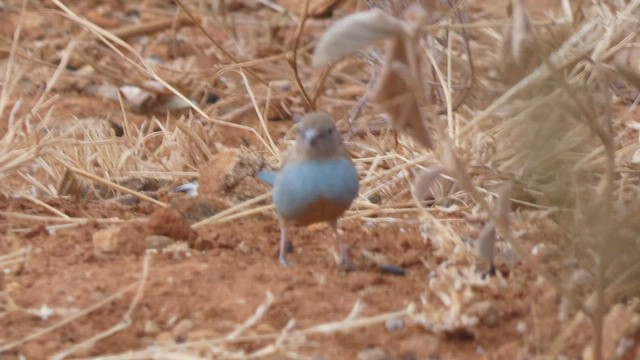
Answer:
[294, 112, 346, 159]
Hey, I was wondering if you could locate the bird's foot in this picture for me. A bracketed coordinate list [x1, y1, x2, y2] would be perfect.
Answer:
[284, 240, 294, 254]
[338, 246, 354, 272]
[279, 255, 290, 267]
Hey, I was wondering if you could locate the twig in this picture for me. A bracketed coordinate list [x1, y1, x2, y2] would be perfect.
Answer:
[50, 254, 153, 360]
[174, 0, 269, 86]
[192, 193, 272, 229]
[0, 282, 139, 353]
[239, 70, 281, 161]
[423, 25, 596, 319]
[65, 165, 168, 208]
[77, 304, 414, 359]
[224, 292, 274, 340]
[288, 0, 314, 110]
[0, 211, 126, 224]
[17, 194, 70, 219]
[49, 0, 276, 155]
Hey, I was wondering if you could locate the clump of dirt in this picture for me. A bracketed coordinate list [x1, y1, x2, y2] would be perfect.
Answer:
[198, 149, 272, 206]
[92, 220, 148, 256]
[146, 207, 198, 242]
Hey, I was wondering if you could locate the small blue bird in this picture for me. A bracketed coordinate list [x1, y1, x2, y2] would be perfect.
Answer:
[257, 112, 359, 268]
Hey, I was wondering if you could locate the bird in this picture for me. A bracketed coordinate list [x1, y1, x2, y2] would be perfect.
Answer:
[257, 112, 360, 269]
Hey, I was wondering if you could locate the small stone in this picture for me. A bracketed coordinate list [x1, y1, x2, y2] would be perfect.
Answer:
[516, 321, 528, 334]
[145, 235, 174, 250]
[92, 221, 147, 256]
[144, 320, 160, 335]
[384, 318, 405, 332]
[530, 243, 547, 259]
[155, 331, 175, 345]
[367, 194, 382, 204]
[172, 318, 194, 341]
[571, 269, 593, 287]
[92, 228, 120, 254]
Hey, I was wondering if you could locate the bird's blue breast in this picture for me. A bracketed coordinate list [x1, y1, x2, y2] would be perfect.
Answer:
[273, 158, 359, 220]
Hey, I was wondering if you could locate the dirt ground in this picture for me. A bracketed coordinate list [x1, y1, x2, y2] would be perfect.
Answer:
[1, 0, 639, 359]
[0, 196, 582, 360]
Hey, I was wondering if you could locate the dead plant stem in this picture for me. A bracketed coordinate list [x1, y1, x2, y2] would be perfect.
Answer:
[288, 0, 314, 110]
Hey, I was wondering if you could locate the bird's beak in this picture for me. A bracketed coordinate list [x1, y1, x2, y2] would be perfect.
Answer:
[303, 128, 320, 145]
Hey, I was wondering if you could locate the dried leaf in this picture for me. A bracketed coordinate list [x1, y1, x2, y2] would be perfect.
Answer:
[413, 164, 456, 204]
[312, 8, 405, 67]
[495, 182, 512, 231]
[505, 0, 533, 66]
[370, 36, 433, 149]
[476, 221, 496, 268]
[413, 165, 445, 201]
[441, 145, 458, 181]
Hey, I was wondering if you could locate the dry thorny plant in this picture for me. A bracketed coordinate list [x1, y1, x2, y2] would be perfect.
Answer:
[1, 0, 640, 358]
[312, 0, 640, 358]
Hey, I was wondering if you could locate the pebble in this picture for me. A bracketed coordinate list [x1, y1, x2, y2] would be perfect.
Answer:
[145, 235, 174, 251]
[144, 320, 160, 335]
[172, 318, 194, 341]
[92, 221, 147, 256]
[384, 318, 405, 332]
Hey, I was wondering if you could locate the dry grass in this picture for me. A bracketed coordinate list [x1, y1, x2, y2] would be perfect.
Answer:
[1, 0, 640, 358]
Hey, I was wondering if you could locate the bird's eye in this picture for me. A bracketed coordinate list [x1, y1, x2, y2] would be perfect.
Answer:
[327, 128, 334, 135]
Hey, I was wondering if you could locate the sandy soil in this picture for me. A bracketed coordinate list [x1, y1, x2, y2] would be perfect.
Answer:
[0, 195, 570, 359]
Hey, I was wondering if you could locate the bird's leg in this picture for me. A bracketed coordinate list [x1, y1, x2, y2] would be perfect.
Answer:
[279, 219, 290, 267]
[331, 221, 353, 271]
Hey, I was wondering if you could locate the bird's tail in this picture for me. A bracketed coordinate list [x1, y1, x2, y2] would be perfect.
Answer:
[256, 171, 276, 186]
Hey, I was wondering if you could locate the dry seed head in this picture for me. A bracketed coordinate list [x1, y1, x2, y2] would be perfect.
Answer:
[312, 9, 406, 67]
